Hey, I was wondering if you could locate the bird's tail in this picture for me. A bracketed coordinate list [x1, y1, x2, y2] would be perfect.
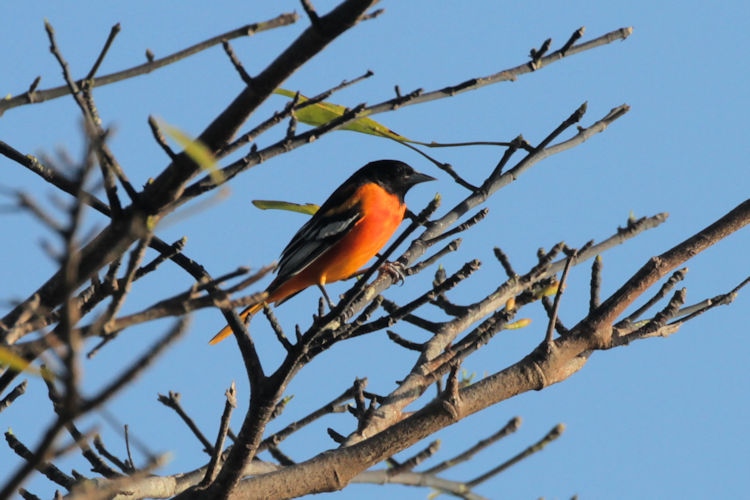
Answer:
[209, 302, 264, 345]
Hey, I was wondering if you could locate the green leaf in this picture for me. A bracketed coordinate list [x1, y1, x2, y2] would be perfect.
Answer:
[0, 346, 55, 381]
[505, 318, 532, 330]
[275, 89, 517, 150]
[252, 199, 319, 215]
[274, 88, 409, 141]
[160, 120, 224, 185]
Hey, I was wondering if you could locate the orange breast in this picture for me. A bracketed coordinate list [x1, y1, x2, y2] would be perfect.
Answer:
[267, 183, 405, 303]
[316, 184, 405, 285]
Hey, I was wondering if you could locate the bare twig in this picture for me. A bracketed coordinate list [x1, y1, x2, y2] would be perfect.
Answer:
[364, 27, 633, 117]
[203, 382, 237, 485]
[93, 435, 132, 474]
[424, 416, 521, 474]
[493, 247, 517, 279]
[670, 275, 750, 325]
[385, 330, 423, 351]
[0, 380, 28, 414]
[300, 0, 321, 26]
[581, 198, 750, 340]
[423, 209, 488, 247]
[466, 423, 565, 487]
[560, 26, 586, 55]
[4, 430, 75, 489]
[545, 254, 575, 346]
[81, 318, 188, 413]
[267, 445, 295, 466]
[158, 391, 215, 455]
[123, 425, 135, 472]
[589, 255, 603, 312]
[352, 470, 487, 500]
[0, 13, 299, 116]
[148, 116, 178, 160]
[222, 41, 253, 85]
[262, 305, 293, 351]
[386, 440, 440, 477]
[258, 384, 355, 453]
[86, 23, 122, 80]
[622, 267, 687, 324]
[407, 238, 462, 276]
[623, 288, 687, 343]
[351, 260, 481, 337]
[18, 488, 42, 500]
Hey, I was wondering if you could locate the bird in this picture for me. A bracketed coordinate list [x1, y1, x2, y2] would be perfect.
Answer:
[209, 159, 435, 344]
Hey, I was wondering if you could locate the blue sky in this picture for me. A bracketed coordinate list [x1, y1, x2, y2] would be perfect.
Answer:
[2, 1, 749, 498]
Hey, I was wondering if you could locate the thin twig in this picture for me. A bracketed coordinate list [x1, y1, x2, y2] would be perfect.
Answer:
[386, 440, 440, 477]
[86, 23, 122, 80]
[670, 275, 750, 325]
[466, 423, 565, 487]
[18, 489, 42, 500]
[202, 382, 237, 485]
[123, 425, 135, 472]
[545, 252, 575, 345]
[300, 0, 321, 26]
[262, 305, 293, 351]
[560, 27, 586, 55]
[4, 430, 75, 489]
[351, 260, 481, 337]
[622, 267, 687, 324]
[386, 330, 423, 351]
[93, 435, 132, 474]
[0, 380, 28, 414]
[267, 445, 295, 466]
[257, 385, 355, 453]
[407, 238, 462, 276]
[157, 391, 215, 454]
[424, 416, 521, 474]
[148, 116, 178, 160]
[0, 13, 299, 116]
[423, 209, 488, 247]
[589, 255, 602, 313]
[81, 318, 188, 413]
[542, 295, 569, 336]
[625, 288, 687, 341]
[222, 41, 253, 85]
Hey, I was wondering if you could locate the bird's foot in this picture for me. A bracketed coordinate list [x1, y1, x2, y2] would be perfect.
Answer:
[378, 260, 406, 285]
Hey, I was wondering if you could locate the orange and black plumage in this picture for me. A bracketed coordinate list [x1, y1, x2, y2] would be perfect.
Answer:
[210, 160, 434, 344]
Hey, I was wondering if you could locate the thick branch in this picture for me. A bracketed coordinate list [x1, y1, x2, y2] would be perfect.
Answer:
[578, 198, 750, 346]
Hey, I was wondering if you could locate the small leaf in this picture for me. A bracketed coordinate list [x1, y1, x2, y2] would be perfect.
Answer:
[274, 88, 410, 141]
[535, 281, 564, 299]
[160, 120, 224, 185]
[275, 89, 519, 150]
[505, 318, 532, 330]
[0, 347, 55, 380]
[252, 200, 319, 215]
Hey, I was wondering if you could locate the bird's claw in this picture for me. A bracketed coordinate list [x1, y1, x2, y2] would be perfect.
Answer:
[378, 261, 406, 285]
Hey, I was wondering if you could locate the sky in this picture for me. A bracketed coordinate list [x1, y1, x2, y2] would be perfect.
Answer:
[1, 1, 749, 499]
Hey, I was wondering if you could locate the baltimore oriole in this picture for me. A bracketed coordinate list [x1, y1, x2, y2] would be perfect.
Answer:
[210, 160, 435, 344]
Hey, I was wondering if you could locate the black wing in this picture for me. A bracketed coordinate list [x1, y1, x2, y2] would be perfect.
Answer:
[273, 196, 363, 286]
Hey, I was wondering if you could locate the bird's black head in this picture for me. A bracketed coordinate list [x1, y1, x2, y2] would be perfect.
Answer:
[356, 160, 435, 202]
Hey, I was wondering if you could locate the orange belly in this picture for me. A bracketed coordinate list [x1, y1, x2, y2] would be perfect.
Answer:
[267, 184, 405, 303]
[210, 183, 406, 345]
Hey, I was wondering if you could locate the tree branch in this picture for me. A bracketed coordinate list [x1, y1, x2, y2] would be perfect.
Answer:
[0, 13, 299, 116]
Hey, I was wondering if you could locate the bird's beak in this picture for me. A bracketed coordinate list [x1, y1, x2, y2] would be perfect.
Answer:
[408, 171, 436, 185]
